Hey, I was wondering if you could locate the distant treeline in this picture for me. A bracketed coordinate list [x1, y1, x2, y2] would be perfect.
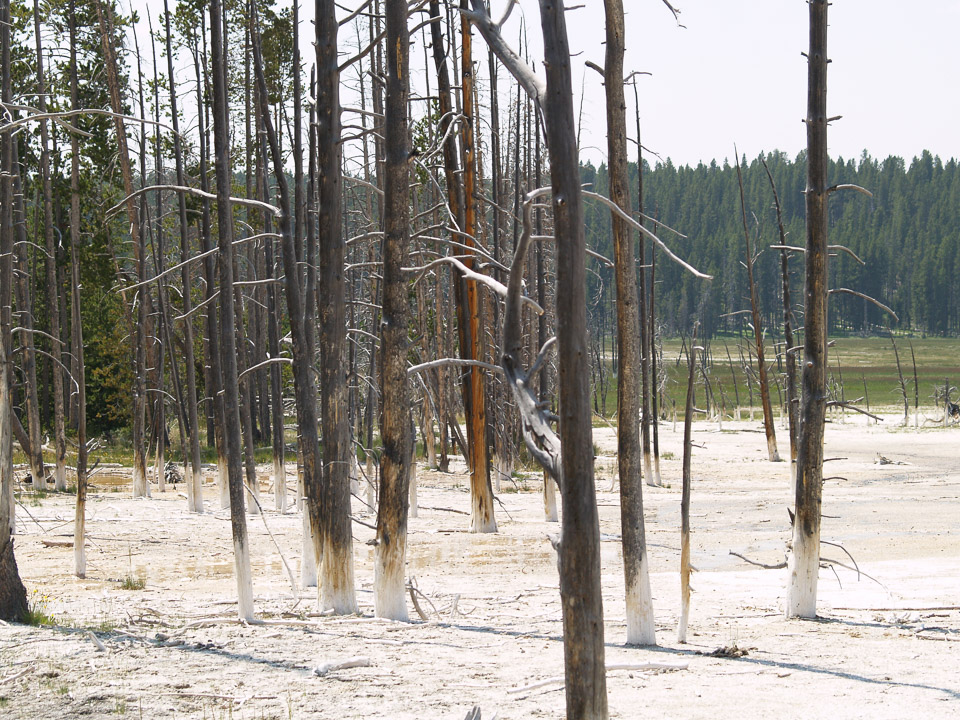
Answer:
[582, 150, 960, 339]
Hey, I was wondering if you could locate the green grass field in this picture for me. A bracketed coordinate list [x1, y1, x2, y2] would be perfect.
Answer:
[589, 335, 960, 421]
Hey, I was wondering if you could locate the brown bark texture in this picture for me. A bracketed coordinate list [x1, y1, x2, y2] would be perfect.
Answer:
[788, 0, 830, 618]
[539, 1, 608, 716]
[375, 0, 414, 618]
[604, 0, 653, 645]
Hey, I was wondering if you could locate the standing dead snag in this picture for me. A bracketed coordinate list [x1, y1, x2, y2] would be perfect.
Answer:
[539, 4, 608, 712]
[763, 157, 799, 465]
[0, 0, 27, 622]
[459, 2, 497, 534]
[375, 0, 414, 622]
[315, 0, 359, 614]
[467, 0, 608, 713]
[603, 0, 655, 647]
[209, 0, 254, 621]
[164, 0, 203, 513]
[786, 0, 829, 619]
[735, 153, 780, 463]
[34, 0, 67, 492]
[678, 324, 698, 643]
[95, 0, 149, 500]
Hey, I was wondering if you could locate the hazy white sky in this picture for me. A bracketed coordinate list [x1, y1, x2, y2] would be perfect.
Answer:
[495, 0, 960, 168]
[130, 0, 959, 169]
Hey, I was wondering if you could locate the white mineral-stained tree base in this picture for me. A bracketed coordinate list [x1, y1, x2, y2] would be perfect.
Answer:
[374, 545, 409, 621]
[233, 535, 255, 621]
[350, 455, 360, 496]
[625, 556, 656, 645]
[767, 436, 782, 463]
[273, 456, 285, 513]
[469, 503, 497, 533]
[191, 468, 204, 513]
[133, 464, 149, 498]
[365, 457, 376, 510]
[218, 461, 229, 509]
[321, 554, 359, 615]
[543, 474, 558, 523]
[246, 479, 261, 516]
[73, 506, 86, 578]
[643, 451, 656, 488]
[409, 461, 418, 518]
[54, 464, 66, 492]
[785, 526, 819, 618]
[300, 503, 318, 588]
[677, 592, 690, 643]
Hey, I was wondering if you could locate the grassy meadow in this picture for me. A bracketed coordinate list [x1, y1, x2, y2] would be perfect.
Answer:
[589, 335, 960, 422]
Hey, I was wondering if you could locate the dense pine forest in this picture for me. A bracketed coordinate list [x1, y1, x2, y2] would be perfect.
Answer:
[584, 150, 960, 340]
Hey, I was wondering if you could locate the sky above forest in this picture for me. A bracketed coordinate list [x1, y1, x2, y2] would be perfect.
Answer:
[130, 0, 960, 170]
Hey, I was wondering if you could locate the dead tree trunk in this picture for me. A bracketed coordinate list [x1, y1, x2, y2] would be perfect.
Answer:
[248, 0, 330, 600]
[631, 85, 655, 488]
[70, 173, 88, 578]
[34, 0, 65, 491]
[164, 0, 203, 512]
[375, 0, 413, 621]
[209, 0, 255, 620]
[314, 0, 358, 613]
[193, 18, 230, 510]
[678, 323, 698, 642]
[735, 158, 780, 462]
[786, 0, 829, 619]
[603, 0, 654, 647]
[540, 3, 608, 715]
[459, 2, 496, 533]
[762, 158, 798, 464]
[0, 0, 27, 622]
[468, 1, 610, 712]
[95, 0, 149, 498]
[68, 5, 88, 577]
[12, 141, 45, 491]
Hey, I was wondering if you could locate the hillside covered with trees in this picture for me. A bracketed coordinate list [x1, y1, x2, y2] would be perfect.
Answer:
[584, 150, 960, 339]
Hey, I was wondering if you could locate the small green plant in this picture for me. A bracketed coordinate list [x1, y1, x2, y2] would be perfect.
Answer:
[23, 590, 57, 626]
[661, 451, 676, 460]
[120, 574, 145, 590]
[113, 697, 127, 715]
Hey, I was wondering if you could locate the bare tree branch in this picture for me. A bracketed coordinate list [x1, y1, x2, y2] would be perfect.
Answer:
[828, 288, 898, 321]
[582, 190, 712, 279]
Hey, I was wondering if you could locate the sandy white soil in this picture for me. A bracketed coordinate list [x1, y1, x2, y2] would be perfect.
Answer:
[1, 412, 958, 719]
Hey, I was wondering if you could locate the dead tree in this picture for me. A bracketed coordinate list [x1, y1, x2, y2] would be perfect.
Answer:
[250, 0, 333, 603]
[786, 0, 829, 619]
[678, 323, 698, 642]
[890, 331, 909, 425]
[68, 3, 88, 578]
[0, 0, 27, 622]
[314, 0, 359, 613]
[631, 84, 656, 487]
[468, 1, 610, 715]
[762, 157, 798, 464]
[11, 138, 45, 491]
[192, 16, 230, 511]
[95, 0, 149, 498]
[209, 0, 254, 620]
[459, 2, 496, 533]
[35, 0, 64, 490]
[163, 0, 203, 512]
[735, 155, 780, 462]
[603, 0, 655, 646]
[909, 340, 919, 427]
[375, 0, 414, 621]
